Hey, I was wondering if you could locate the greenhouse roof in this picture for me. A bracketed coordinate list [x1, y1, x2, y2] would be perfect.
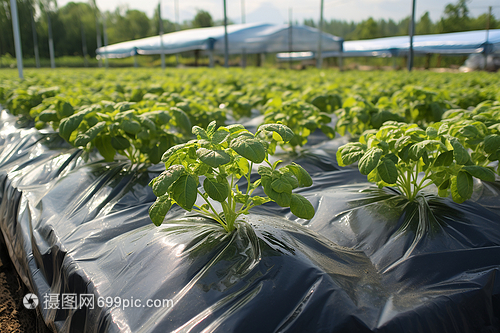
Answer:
[96, 23, 343, 58]
[277, 29, 500, 60]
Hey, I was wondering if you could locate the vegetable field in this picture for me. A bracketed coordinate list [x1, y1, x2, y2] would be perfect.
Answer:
[0, 67, 500, 333]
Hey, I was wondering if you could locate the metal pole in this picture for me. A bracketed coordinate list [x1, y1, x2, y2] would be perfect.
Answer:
[30, 7, 40, 68]
[317, 0, 324, 69]
[408, 0, 416, 71]
[102, 14, 109, 68]
[95, 8, 102, 67]
[223, 0, 229, 68]
[174, 0, 179, 66]
[241, 0, 246, 68]
[81, 21, 89, 67]
[10, 0, 23, 79]
[159, 1, 165, 69]
[486, 6, 492, 44]
[289, 7, 292, 69]
[47, 12, 56, 68]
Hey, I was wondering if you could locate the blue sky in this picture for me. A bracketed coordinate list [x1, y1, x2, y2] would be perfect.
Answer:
[57, 0, 499, 25]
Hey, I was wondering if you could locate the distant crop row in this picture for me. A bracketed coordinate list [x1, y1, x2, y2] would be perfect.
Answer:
[1, 68, 499, 207]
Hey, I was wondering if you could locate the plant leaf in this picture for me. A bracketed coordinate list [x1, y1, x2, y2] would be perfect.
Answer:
[258, 123, 294, 142]
[171, 174, 198, 211]
[212, 128, 230, 144]
[449, 138, 470, 165]
[484, 135, 500, 154]
[290, 194, 315, 219]
[287, 163, 313, 187]
[377, 158, 398, 184]
[456, 171, 473, 200]
[203, 177, 229, 202]
[271, 178, 293, 193]
[111, 136, 131, 150]
[230, 137, 266, 163]
[95, 135, 116, 162]
[462, 165, 495, 182]
[359, 148, 383, 175]
[149, 195, 172, 226]
[434, 150, 454, 167]
[196, 148, 231, 168]
[150, 165, 185, 197]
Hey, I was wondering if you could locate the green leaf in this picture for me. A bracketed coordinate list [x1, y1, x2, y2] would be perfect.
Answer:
[203, 177, 229, 202]
[450, 175, 467, 203]
[192, 126, 208, 139]
[58, 110, 88, 141]
[258, 123, 294, 142]
[150, 165, 185, 197]
[196, 148, 231, 168]
[59, 102, 74, 118]
[171, 107, 192, 134]
[111, 136, 131, 150]
[358, 148, 383, 175]
[426, 127, 438, 139]
[434, 150, 454, 167]
[462, 165, 495, 182]
[484, 135, 500, 154]
[121, 119, 141, 135]
[149, 195, 172, 226]
[230, 137, 266, 163]
[271, 178, 293, 193]
[377, 158, 398, 184]
[456, 171, 473, 200]
[261, 176, 291, 207]
[290, 194, 315, 219]
[258, 166, 272, 177]
[408, 140, 443, 161]
[287, 163, 313, 187]
[449, 138, 470, 165]
[95, 135, 116, 162]
[38, 110, 59, 122]
[74, 121, 106, 147]
[171, 174, 198, 211]
[206, 121, 217, 136]
[337, 143, 365, 166]
[212, 128, 230, 144]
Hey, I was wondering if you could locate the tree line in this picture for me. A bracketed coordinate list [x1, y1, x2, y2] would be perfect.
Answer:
[306, 0, 498, 40]
[0, 0, 497, 60]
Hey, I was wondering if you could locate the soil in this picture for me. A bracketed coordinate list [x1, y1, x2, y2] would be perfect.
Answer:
[0, 236, 51, 333]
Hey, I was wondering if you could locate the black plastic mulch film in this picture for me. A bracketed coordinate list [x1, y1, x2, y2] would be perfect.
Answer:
[0, 110, 499, 333]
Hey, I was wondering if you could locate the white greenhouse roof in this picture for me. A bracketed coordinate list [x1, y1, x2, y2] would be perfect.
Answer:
[277, 29, 500, 60]
[96, 23, 343, 58]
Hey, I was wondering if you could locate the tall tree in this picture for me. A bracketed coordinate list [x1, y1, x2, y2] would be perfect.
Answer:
[192, 10, 213, 28]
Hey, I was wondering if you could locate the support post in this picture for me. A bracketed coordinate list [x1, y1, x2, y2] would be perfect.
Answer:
[159, 1, 165, 70]
[408, 0, 416, 71]
[81, 21, 89, 67]
[316, 0, 324, 69]
[174, 0, 179, 66]
[10, 0, 23, 79]
[223, 0, 229, 68]
[209, 50, 214, 68]
[47, 12, 56, 68]
[30, 6, 40, 68]
[241, 0, 246, 68]
[102, 16, 109, 68]
[288, 7, 293, 69]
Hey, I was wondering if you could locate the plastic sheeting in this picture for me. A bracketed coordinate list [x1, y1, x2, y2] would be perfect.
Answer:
[277, 29, 500, 60]
[0, 109, 500, 333]
[96, 23, 343, 59]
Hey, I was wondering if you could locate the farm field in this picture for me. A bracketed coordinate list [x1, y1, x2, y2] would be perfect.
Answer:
[1, 67, 500, 332]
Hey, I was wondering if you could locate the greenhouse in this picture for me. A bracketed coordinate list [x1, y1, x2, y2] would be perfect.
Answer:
[95, 23, 343, 59]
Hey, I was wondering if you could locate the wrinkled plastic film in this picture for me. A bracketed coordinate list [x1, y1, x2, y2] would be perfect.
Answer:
[0, 110, 499, 332]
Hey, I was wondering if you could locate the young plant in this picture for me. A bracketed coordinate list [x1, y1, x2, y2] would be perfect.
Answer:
[148, 121, 316, 232]
[337, 121, 497, 203]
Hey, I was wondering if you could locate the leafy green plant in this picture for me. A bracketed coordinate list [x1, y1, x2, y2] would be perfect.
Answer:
[337, 121, 497, 203]
[263, 98, 335, 151]
[148, 121, 315, 232]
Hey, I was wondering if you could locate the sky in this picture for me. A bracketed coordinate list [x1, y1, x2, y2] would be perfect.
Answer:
[56, 0, 500, 26]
